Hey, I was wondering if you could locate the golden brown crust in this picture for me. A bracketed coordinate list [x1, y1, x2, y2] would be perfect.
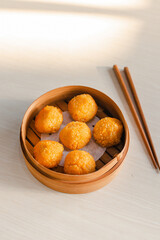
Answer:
[64, 150, 95, 175]
[35, 105, 63, 133]
[34, 140, 64, 168]
[93, 117, 123, 147]
[68, 94, 98, 122]
[59, 121, 91, 150]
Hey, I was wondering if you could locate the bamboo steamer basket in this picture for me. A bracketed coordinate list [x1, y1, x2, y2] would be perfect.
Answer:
[20, 86, 129, 189]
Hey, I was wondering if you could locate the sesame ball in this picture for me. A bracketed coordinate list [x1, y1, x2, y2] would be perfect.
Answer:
[64, 150, 95, 175]
[93, 117, 123, 147]
[35, 105, 63, 133]
[34, 140, 64, 168]
[59, 121, 91, 150]
[68, 94, 98, 122]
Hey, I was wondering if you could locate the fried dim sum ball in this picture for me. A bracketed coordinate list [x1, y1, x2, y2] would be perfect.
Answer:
[93, 117, 123, 147]
[35, 105, 63, 133]
[34, 140, 64, 168]
[68, 94, 98, 122]
[64, 150, 95, 175]
[59, 121, 91, 150]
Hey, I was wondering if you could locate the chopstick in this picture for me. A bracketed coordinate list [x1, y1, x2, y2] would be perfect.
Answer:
[113, 65, 159, 170]
[124, 67, 160, 170]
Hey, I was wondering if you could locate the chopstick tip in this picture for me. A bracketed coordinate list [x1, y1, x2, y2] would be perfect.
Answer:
[113, 64, 118, 69]
[124, 66, 129, 73]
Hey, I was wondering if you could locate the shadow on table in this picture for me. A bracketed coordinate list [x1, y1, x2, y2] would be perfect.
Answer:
[0, 98, 57, 193]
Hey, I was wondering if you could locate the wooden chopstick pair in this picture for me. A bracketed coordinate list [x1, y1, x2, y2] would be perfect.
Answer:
[113, 65, 160, 171]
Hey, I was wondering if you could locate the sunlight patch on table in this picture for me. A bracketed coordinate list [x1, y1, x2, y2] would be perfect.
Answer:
[0, 10, 142, 69]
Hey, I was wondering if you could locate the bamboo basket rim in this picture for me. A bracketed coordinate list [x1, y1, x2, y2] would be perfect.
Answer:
[24, 153, 124, 194]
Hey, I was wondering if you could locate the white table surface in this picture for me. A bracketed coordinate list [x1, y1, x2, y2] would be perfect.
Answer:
[0, 1, 160, 239]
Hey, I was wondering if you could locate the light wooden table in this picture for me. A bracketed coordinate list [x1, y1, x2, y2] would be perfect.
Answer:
[0, 1, 160, 239]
